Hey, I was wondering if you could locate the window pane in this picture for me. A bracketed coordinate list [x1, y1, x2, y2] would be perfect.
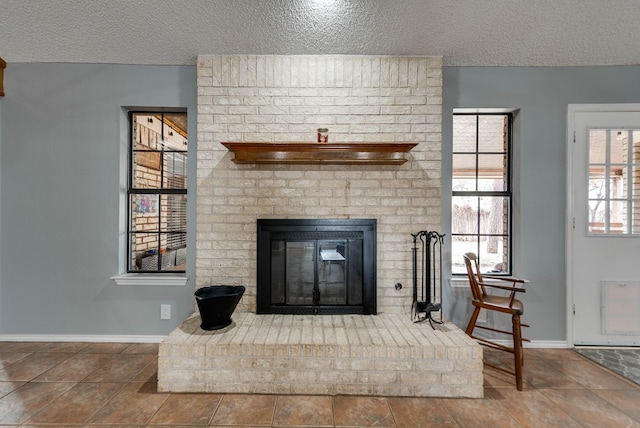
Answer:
[452, 196, 479, 235]
[611, 131, 627, 164]
[130, 233, 185, 271]
[452, 178, 476, 194]
[609, 200, 627, 233]
[130, 195, 186, 242]
[633, 201, 640, 234]
[481, 235, 508, 273]
[130, 233, 160, 270]
[453, 154, 507, 192]
[610, 166, 626, 198]
[588, 200, 606, 233]
[477, 116, 507, 153]
[164, 151, 188, 189]
[132, 113, 163, 190]
[477, 154, 505, 173]
[478, 154, 507, 191]
[452, 153, 477, 188]
[159, 240, 186, 271]
[634, 131, 640, 163]
[588, 165, 606, 200]
[451, 235, 507, 275]
[162, 194, 187, 231]
[484, 195, 509, 226]
[130, 194, 159, 231]
[134, 114, 163, 150]
[452, 195, 509, 273]
[634, 165, 640, 199]
[133, 151, 162, 189]
[162, 194, 187, 250]
[589, 129, 606, 164]
[451, 235, 477, 275]
[452, 116, 477, 152]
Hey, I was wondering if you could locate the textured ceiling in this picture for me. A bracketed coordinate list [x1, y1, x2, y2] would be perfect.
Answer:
[2, 0, 639, 67]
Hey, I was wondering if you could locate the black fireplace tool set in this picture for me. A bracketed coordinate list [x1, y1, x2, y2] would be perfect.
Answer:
[411, 230, 445, 329]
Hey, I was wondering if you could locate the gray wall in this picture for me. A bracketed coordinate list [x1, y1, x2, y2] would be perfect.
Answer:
[3, 63, 640, 341]
[0, 63, 197, 337]
[442, 66, 640, 343]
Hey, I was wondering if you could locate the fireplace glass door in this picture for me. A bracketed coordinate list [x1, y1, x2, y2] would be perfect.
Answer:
[270, 239, 363, 308]
[257, 219, 376, 315]
[318, 240, 348, 305]
[271, 240, 315, 305]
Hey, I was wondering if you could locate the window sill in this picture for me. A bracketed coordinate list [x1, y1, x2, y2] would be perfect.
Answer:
[111, 273, 188, 287]
[450, 277, 470, 288]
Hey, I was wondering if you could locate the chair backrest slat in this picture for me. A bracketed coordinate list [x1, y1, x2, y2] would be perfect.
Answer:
[463, 252, 486, 302]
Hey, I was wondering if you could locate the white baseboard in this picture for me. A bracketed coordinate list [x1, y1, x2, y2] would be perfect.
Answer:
[487, 339, 569, 349]
[526, 340, 570, 348]
[0, 334, 166, 343]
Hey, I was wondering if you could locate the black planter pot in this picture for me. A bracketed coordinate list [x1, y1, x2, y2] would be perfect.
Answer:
[194, 285, 245, 330]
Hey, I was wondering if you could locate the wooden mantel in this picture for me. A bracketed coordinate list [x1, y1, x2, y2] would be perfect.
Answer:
[222, 142, 418, 165]
[0, 57, 5, 97]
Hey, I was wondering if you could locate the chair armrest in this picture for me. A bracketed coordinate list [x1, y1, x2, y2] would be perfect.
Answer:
[483, 274, 529, 284]
[479, 282, 526, 293]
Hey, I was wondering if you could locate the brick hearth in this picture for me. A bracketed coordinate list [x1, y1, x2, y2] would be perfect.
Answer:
[158, 313, 483, 398]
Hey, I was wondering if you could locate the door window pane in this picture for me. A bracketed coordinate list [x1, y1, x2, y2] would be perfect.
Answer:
[587, 128, 640, 235]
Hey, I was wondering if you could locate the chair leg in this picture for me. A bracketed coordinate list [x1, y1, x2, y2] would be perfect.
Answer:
[465, 306, 481, 336]
[512, 314, 524, 391]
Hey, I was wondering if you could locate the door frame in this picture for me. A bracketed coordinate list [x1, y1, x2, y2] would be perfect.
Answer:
[566, 103, 640, 346]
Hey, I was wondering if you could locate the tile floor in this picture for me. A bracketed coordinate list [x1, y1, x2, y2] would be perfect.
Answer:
[1, 341, 639, 427]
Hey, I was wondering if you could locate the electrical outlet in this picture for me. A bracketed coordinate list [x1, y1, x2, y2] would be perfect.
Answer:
[160, 304, 171, 320]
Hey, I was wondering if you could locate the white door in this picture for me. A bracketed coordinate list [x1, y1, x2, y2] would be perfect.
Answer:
[568, 104, 640, 346]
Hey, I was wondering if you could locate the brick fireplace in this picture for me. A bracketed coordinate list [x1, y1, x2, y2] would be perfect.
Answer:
[195, 55, 443, 313]
[158, 55, 483, 398]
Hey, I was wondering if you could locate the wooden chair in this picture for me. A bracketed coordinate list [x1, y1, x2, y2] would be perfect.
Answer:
[463, 252, 529, 390]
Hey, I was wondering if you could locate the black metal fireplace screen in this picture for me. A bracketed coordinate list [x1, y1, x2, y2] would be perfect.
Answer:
[257, 219, 377, 315]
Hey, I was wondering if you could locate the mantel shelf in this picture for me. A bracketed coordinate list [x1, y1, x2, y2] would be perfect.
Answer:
[222, 142, 418, 165]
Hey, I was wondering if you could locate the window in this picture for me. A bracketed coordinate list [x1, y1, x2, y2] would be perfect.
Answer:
[451, 113, 512, 275]
[128, 112, 188, 272]
[587, 128, 640, 235]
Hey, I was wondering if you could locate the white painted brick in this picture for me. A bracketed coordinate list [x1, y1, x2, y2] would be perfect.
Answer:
[272, 97, 303, 107]
[196, 55, 442, 315]
[349, 106, 381, 115]
[334, 96, 367, 106]
[289, 88, 322, 97]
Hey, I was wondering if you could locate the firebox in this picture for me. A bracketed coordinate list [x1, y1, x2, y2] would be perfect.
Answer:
[257, 219, 376, 315]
